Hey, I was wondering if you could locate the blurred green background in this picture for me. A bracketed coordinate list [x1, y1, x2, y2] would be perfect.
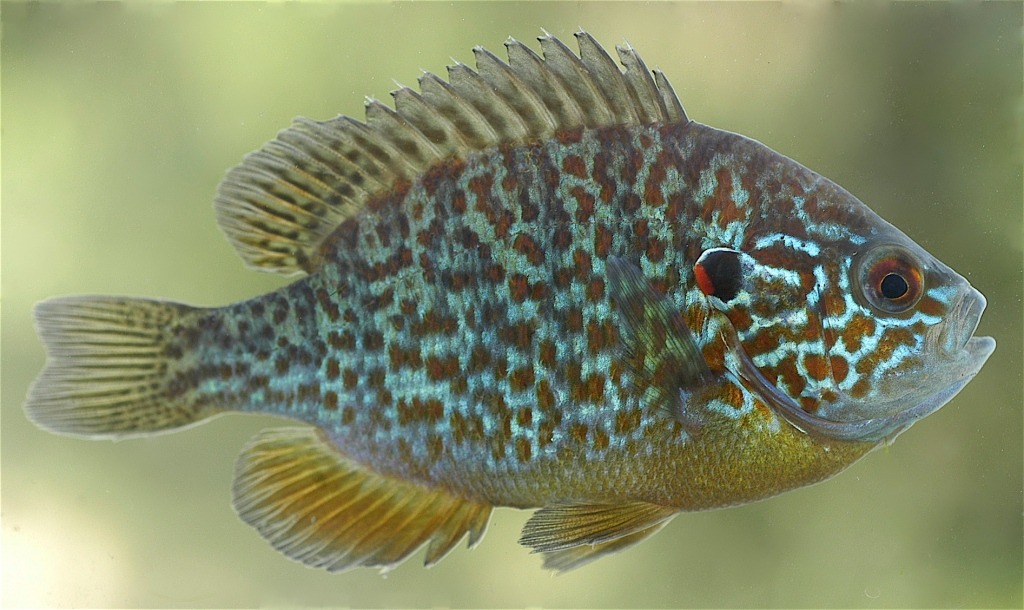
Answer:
[3, 3, 1021, 608]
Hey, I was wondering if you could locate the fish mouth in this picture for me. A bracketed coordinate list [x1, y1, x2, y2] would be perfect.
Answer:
[731, 292, 995, 443]
[862, 334, 995, 441]
[938, 289, 987, 356]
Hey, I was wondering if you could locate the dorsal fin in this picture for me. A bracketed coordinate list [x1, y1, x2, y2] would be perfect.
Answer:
[214, 31, 690, 274]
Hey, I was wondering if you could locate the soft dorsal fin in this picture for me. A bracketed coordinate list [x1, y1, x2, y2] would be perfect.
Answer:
[214, 31, 690, 274]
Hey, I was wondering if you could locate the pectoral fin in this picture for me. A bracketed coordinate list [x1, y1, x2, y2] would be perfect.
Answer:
[607, 256, 713, 429]
[232, 427, 491, 572]
[519, 501, 677, 571]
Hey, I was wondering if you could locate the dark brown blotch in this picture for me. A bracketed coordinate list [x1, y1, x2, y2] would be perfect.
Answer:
[562, 154, 587, 178]
[325, 357, 340, 381]
[515, 436, 532, 462]
[614, 409, 641, 436]
[342, 368, 358, 390]
[571, 187, 596, 223]
[500, 321, 535, 351]
[594, 224, 613, 258]
[586, 319, 616, 354]
[512, 234, 545, 266]
[426, 354, 460, 382]
[508, 274, 530, 303]
[509, 366, 535, 392]
[536, 379, 556, 413]
[539, 340, 558, 368]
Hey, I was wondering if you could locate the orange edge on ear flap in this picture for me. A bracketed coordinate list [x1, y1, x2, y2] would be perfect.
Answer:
[694, 262, 715, 297]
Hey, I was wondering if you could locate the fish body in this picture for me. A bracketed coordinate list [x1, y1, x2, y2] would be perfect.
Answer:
[26, 32, 994, 572]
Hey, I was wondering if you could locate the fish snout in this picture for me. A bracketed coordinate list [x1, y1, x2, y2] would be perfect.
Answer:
[936, 285, 991, 359]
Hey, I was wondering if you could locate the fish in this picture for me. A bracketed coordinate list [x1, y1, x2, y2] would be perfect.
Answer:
[24, 31, 995, 573]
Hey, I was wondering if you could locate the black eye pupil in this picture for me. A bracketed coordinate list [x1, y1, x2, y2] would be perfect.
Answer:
[880, 273, 909, 299]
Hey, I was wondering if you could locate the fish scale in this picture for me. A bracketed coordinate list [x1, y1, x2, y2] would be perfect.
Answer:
[154, 120, 876, 503]
[310, 128, 674, 482]
[305, 125, 785, 484]
[24, 31, 993, 572]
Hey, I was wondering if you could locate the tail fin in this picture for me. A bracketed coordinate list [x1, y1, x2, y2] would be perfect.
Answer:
[26, 296, 220, 439]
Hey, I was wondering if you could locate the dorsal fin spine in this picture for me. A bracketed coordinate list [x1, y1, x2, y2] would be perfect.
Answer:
[575, 32, 641, 125]
[505, 37, 588, 129]
[213, 31, 691, 274]
[418, 71, 500, 148]
[446, 62, 531, 141]
[654, 69, 688, 123]
[471, 46, 557, 134]
[537, 34, 616, 127]
[616, 43, 666, 124]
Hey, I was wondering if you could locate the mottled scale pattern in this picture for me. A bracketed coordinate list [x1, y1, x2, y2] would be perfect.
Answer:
[166, 121, 867, 507]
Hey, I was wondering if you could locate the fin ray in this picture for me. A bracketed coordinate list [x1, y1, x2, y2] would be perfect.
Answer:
[541, 519, 672, 572]
[519, 501, 677, 571]
[25, 296, 218, 439]
[232, 427, 493, 572]
[538, 34, 615, 127]
[606, 256, 713, 426]
[519, 501, 678, 552]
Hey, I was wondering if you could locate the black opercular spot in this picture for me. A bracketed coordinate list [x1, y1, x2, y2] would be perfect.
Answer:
[695, 248, 742, 302]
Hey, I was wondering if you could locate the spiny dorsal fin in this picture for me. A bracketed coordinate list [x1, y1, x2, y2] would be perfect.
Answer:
[214, 30, 690, 274]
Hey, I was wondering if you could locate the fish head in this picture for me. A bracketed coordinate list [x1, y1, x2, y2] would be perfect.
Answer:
[693, 188, 995, 443]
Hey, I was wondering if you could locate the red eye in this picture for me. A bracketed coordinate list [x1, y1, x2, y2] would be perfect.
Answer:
[858, 246, 924, 313]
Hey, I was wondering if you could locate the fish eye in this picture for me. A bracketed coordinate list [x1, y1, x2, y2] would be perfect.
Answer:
[856, 245, 924, 313]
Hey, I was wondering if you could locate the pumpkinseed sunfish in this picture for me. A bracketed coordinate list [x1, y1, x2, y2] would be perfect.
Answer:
[26, 31, 995, 572]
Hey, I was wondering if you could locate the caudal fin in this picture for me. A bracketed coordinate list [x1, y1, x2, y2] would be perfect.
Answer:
[26, 296, 220, 439]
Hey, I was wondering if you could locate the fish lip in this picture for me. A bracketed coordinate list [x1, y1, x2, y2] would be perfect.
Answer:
[938, 289, 987, 355]
[734, 332, 996, 444]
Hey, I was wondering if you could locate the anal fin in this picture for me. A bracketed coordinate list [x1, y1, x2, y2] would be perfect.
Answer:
[519, 502, 677, 572]
[232, 427, 491, 572]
